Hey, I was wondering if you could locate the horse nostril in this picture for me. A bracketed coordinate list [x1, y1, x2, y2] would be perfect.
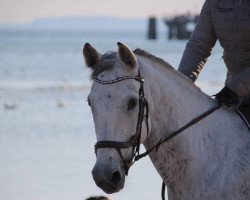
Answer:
[111, 171, 121, 185]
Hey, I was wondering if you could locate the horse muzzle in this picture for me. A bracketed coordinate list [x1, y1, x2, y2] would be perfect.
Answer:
[92, 164, 125, 194]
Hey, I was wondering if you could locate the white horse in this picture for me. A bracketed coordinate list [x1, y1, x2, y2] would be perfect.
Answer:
[83, 42, 250, 200]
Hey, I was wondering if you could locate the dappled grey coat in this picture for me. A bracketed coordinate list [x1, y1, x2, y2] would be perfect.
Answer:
[179, 0, 250, 98]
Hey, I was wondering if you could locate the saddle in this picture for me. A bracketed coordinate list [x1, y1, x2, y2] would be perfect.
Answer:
[237, 102, 250, 130]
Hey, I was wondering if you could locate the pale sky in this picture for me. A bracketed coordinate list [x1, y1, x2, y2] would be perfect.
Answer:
[0, 0, 204, 23]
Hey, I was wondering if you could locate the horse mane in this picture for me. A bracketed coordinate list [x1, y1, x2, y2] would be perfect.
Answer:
[133, 48, 173, 70]
[133, 48, 195, 86]
[134, 49, 210, 98]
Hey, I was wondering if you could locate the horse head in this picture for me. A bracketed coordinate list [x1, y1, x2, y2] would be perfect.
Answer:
[83, 43, 150, 194]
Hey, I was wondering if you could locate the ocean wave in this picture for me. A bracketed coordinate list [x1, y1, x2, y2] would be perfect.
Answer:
[0, 80, 91, 90]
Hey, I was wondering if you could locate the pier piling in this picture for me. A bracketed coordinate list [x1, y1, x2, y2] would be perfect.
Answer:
[147, 17, 157, 40]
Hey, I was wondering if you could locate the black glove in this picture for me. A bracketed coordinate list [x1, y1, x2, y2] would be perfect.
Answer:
[215, 86, 239, 108]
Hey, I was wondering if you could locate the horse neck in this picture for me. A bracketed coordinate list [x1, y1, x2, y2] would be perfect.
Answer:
[135, 56, 249, 199]
[138, 56, 217, 185]
[139, 56, 215, 135]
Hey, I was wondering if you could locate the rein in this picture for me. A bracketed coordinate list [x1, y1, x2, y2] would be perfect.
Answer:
[93, 72, 221, 199]
[134, 104, 221, 161]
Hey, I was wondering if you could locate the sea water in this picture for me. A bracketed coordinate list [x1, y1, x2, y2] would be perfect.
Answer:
[0, 29, 225, 200]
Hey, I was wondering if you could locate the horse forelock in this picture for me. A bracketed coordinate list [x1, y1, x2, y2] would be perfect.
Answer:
[91, 51, 117, 79]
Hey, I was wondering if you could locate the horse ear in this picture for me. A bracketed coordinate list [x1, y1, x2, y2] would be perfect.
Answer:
[117, 42, 137, 68]
[83, 43, 101, 68]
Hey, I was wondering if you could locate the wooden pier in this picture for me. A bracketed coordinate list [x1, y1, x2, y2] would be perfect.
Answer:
[164, 14, 198, 40]
[147, 14, 199, 40]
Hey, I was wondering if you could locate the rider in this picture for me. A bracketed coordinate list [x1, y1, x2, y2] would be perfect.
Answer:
[178, 0, 250, 122]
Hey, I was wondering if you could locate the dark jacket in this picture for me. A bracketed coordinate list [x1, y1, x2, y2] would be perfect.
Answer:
[179, 0, 250, 98]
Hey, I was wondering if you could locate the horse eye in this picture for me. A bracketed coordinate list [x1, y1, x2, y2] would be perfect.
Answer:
[127, 98, 137, 111]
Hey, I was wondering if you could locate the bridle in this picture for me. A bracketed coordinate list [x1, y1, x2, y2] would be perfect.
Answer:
[94, 72, 149, 175]
[92, 71, 221, 200]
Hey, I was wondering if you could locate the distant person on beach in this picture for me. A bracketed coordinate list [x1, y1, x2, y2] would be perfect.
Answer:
[178, 0, 250, 121]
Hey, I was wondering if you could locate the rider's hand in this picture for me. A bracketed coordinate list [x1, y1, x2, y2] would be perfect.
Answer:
[215, 86, 239, 108]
